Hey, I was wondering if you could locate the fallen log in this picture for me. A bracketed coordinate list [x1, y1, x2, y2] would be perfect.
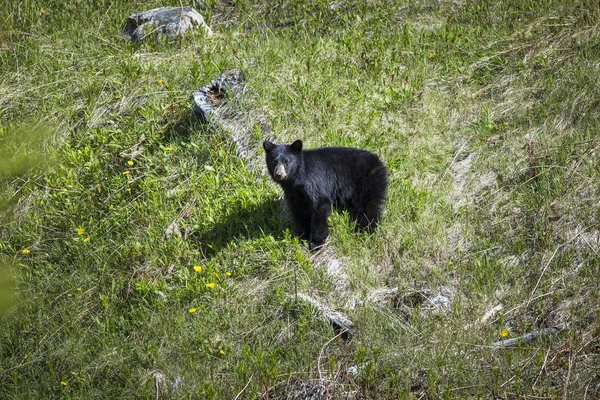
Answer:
[295, 293, 353, 337]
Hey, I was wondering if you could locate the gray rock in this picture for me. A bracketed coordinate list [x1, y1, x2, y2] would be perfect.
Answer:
[427, 294, 451, 314]
[123, 7, 213, 42]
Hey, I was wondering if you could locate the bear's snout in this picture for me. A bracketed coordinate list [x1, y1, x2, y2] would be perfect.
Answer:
[274, 164, 287, 180]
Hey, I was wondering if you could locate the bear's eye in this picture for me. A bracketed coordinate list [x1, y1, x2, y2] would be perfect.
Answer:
[282, 159, 289, 165]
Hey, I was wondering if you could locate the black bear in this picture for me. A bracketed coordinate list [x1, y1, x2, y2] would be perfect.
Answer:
[263, 139, 387, 250]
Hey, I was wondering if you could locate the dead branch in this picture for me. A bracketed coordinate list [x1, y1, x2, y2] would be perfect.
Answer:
[492, 323, 567, 348]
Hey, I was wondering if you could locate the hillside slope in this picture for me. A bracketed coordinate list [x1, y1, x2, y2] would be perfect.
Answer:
[1, 1, 599, 398]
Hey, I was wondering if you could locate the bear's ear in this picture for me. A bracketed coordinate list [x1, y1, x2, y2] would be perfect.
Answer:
[263, 141, 275, 152]
[290, 140, 303, 152]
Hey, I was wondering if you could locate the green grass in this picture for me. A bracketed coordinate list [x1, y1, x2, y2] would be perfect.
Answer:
[2, 0, 600, 398]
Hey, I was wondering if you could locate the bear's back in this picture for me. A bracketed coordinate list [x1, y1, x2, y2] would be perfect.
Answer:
[303, 147, 383, 174]
[300, 147, 385, 202]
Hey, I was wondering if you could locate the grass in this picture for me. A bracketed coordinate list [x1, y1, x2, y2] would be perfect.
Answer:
[1, 0, 600, 398]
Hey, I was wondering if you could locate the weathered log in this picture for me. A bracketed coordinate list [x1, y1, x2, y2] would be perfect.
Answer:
[190, 69, 244, 123]
[295, 293, 354, 335]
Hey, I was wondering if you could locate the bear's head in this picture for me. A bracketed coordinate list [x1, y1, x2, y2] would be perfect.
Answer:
[263, 140, 303, 183]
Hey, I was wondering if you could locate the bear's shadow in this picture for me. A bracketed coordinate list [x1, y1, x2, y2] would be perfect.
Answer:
[191, 197, 286, 255]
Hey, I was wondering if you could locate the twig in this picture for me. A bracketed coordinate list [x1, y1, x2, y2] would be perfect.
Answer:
[241, 312, 276, 339]
[27, 178, 79, 193]
[310, 247, 349, 293]
[155, 374, 160, 400]
[527, 234, 579, 306]
[581, 234, 600, 259]
[491, 323, 567, 347]
[233, 372, 254, 400]
[473, 246, 502, 255]
[449, 384, 487, 392]
[294, 262, 298, 304]
[0, 356, 45, 375]
[491, 291, 554, 325]
[532, 348, 551, 388]
[436, 135, 474, 186]
[481, 304, 503, 323]
[562, 347, 573, 400]
[318, 331, 346, 381]
[308, 242, 329, 259]
[505, 393, 554, 399]
[149, 371, 164, 400]
[501, 348, 539, 388]
[463, 304, 503, 331]
[102, 173, 148, 204]
[528, 247, 561, 306]
[584, 380, 591, 400]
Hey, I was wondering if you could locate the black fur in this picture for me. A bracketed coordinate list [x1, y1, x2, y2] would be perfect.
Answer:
[263, 139, 387, 250]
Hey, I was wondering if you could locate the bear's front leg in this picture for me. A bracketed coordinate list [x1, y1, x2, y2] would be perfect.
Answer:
[286, 193, 311, 240]
[291, 209, 311, 241]
[309, 201, 331, 250]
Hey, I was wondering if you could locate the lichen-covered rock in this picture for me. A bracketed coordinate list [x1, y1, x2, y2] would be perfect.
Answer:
[123, 7, 213, 42]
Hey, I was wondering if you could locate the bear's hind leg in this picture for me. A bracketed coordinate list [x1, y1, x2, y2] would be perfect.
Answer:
[356, 167, 387, 231]
[357, 202, 381, 231]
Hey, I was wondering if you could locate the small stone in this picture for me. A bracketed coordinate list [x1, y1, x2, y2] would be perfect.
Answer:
[165, 220, 182, 238]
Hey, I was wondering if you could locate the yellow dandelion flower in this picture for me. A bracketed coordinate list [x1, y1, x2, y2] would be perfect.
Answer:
[428, 53, 436, 59]
[223, 177, 230, 181]
[213, 272, 219, 278]
[40, 8, 46, 15]
[109, 205, 114, 210]
[193, 265, 202, 272]
[83, 237, 91, 243]
[127, 160, 134, 166]
[126, 188, 131, 192]
[448, 261, 454, 266]
[225, 271, 231, 276]
[21, 249, 31, 255]
[165, 147, 173, 151]
[158, 79, 164, 84]
[219, 349, 225, 355]
[122, 170, 130, 175]
[189, 307, 197, 313]
[77, 287, 82, 291]
[204, 207, 209, 211]
[500, 329, 509, 338]
[205, 282, 215, 289]
[60, 381, 68, 386]
[77, 228, 85, 235]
